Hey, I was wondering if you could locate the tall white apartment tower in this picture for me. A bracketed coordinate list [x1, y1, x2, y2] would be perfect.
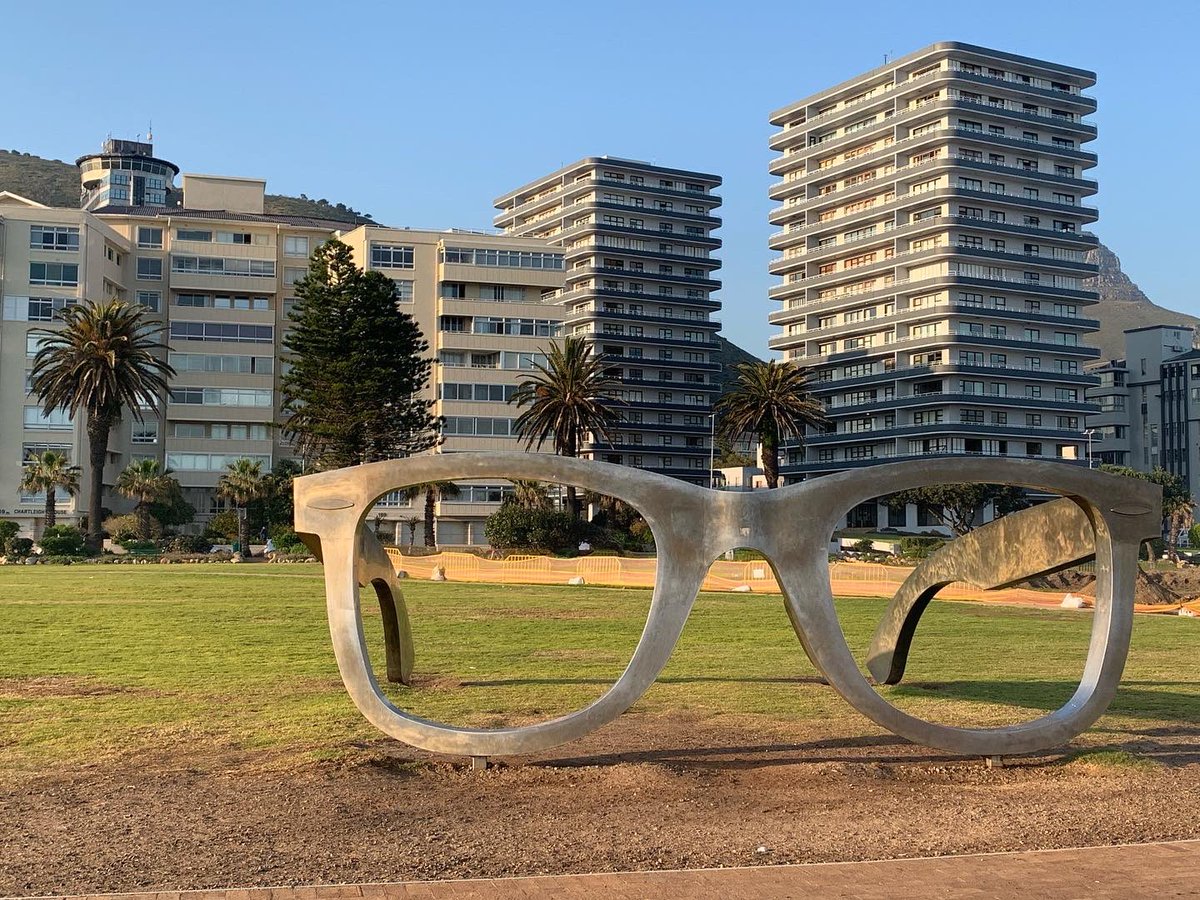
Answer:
[767, 43, 1101, 486]
[495, 158, 723, 484]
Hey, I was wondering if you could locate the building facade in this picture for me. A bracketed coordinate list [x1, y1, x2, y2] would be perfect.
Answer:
[2, 144, 727, 543]
[767, 43, 1102, 500]
[494, 158, 723, 484]
[1085, 325, 1200, 508]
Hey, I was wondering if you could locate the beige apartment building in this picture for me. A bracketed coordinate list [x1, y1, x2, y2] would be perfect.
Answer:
[767, 43, 1101, 526]
[0, 140, 580, 544]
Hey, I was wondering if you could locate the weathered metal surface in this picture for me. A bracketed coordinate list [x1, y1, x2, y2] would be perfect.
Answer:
[866, 498, 1097, 685]
[294, 454, 1161, 760]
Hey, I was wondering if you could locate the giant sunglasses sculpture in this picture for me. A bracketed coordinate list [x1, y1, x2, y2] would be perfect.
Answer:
[294, 453, 1161, 761]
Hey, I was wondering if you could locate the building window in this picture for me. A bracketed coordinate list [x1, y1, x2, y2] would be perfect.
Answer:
[283, 267, 306, 286]
[169, 321, 274, 344]
[168, 387, 273, 407]
[137, 257, 163, 280]
[284, 236, 310, 257]
[136, 226, 163, 249]
[171, 256, 275, 277]
[24, 297, 75, 322]
[370, 243, 414, 269]
[29, 262, 79, 286]
[29, 225, 80, 251]
[136, 291, 161, 312]
[23, 406, 73, 430]
[131, 422, 159, 444]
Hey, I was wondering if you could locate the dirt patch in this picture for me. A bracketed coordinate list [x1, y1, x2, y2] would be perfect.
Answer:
[0, 676, 155, 700]
[1024, 569, 1185, 606]
[2, 715, 1199, 896]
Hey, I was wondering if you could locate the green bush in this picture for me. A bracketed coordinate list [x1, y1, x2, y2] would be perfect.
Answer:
[1189, 524, 1200, 549]
[899, 536, 946, 559]
[8, 537, 34, 558]
[269, 527, 299, 547]
[484, 504, 584, 554]
[0, 520, 19, 554]
[165, 534, 213, 554]
[852, 538, 876, 553]
[38, 525, 87, 557]
[204, 510, 240, 541]
[102, 514, 141, 542]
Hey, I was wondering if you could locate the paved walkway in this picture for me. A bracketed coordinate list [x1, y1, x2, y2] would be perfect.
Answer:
[40, 840, 1200, 900]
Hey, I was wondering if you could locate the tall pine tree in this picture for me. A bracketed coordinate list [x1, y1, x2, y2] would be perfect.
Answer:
[281, 240, 439, 469]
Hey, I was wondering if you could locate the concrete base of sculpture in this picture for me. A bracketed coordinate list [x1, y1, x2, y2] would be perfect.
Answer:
[294, 453, 1161, 762]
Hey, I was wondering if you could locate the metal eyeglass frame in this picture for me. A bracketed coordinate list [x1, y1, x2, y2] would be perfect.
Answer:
[294, 452, 1161, 760]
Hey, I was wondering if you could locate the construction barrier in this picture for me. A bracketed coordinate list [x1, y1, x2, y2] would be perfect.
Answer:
[383, 549, 1200, 615]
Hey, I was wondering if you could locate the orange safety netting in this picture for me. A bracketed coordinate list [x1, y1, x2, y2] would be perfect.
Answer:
[384, 549, 1200, 615]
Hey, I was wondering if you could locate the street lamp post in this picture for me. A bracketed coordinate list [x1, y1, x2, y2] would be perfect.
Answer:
[1083, 428, 1096, 468]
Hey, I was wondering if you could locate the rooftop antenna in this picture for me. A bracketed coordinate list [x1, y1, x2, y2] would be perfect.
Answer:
[147, 121, 153, 143]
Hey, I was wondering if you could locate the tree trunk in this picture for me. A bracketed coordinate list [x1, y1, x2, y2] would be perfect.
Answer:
[238, 505, 250, 557]
[85, 414, 111, 554]
[136, 500, 152, 540]
[761, 432, 780, 489]
[424, 488, 436, 548]
[563, 436, 580, 520]
[44, 488, 56, 531]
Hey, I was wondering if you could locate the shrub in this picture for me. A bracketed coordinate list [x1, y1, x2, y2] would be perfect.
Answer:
[1190, 524, 1200, 550]
[8, 537, 34, 558]
[270, 527, 299, 547]
[38, 525, 87, 557]
[484, 504, 584, 554]
[852, 538, 876, 554]
[899, 536, 946, 560]
[204, 510, 240, 541]
[165, 534, 213, 554]
[102, 514, 142, 542]
[0, 520, 19, 554]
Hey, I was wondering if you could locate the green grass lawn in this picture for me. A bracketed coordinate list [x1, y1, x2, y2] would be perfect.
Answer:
[0, 564, 1197, 772]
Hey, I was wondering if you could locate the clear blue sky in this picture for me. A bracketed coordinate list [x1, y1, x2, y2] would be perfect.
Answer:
[3, 0, 1196, 355]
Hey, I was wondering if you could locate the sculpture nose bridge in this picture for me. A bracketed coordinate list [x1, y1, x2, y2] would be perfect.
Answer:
[708, 489, 769, 555]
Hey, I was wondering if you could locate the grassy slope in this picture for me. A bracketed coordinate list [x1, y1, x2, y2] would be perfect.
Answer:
[0, 565, 1195, 771]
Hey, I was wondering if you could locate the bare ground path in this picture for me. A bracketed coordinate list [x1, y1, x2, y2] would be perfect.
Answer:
[19, 841, 1200, 899]
[3, 717, 1199, 897]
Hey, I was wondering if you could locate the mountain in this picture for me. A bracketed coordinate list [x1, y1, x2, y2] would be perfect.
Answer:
[0, 149, 374, 225]
[1085, 244, 1199, 360]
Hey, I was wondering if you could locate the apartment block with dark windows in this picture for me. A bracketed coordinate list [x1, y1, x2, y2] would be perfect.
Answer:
[495, 158, 723, 485]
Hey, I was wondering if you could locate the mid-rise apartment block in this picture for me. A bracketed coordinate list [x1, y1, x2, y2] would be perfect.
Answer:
[495, 158, 723, 484]
[767, 43, 1102, 497]
[1085, 325, 1200, 510]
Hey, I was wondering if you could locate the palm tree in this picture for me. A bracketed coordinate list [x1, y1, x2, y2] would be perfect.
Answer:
[30, 300, 173, 552]
[509, 336, 623, 518]
[714, 360, 828, 489]
[400, 515, 422, 548]
[404, 481, 461, 548]
[216, 458, 267, 556]
[19, 450, 80, 534]
[511, 479, 552, 510]
[115, 459, 174, 540]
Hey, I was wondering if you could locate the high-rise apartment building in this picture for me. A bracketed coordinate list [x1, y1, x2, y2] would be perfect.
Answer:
[494, 158, 723, 484]
[767, 43, 1101, 495]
